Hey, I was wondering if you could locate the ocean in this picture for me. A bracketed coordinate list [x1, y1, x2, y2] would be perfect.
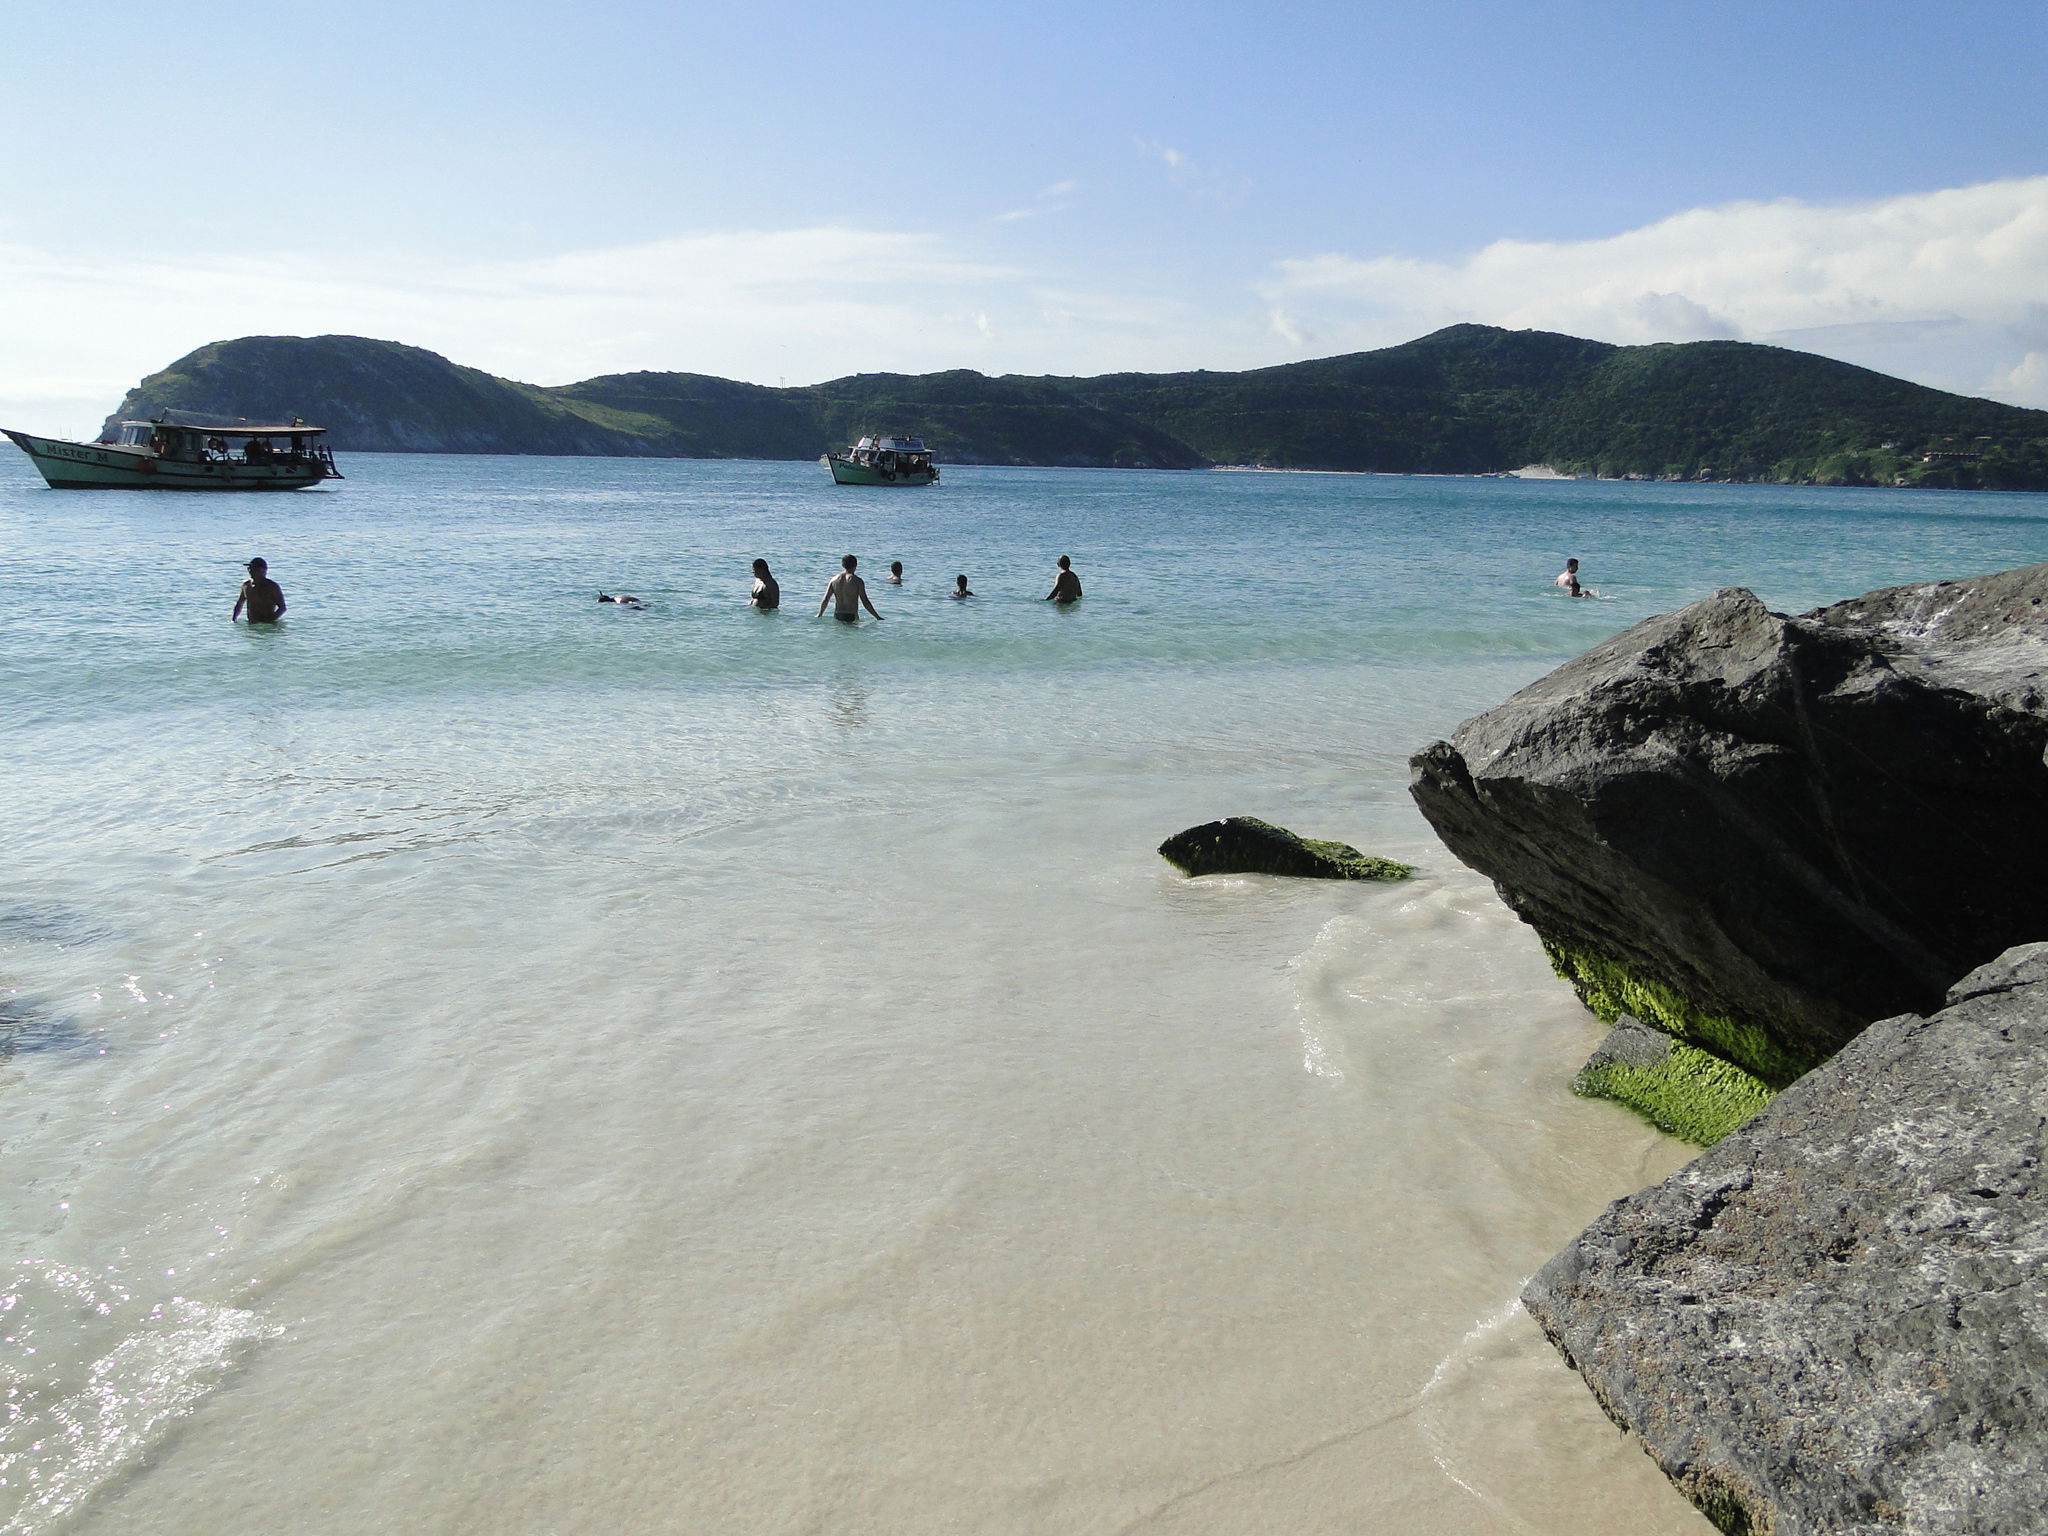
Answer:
[3, 449, 2043, 1534]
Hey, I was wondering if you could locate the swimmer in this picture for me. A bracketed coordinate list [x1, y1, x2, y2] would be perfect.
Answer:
[888, 560, 904, 585]
[598, 592, 644, 607]
[950, 574, 974, 599]
[1044, 555, 1082, 605]
[817, 554, 884, 623]
[750, 559, 780, 609]
[232, 558, 286, 623]
[1554, 558, 1590, 599]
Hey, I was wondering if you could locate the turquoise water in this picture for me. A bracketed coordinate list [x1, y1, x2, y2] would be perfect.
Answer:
[2, 449, 2043, 1536]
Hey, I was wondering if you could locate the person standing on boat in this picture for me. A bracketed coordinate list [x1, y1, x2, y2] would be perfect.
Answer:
[1044, 555, 1083, 605]
[750, 558, 780, 609]
[232, 558, 286, 624]
[818, 555, 883, 623]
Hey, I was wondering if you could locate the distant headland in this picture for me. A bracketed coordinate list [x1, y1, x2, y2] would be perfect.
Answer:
[105, 324, 2048, 490]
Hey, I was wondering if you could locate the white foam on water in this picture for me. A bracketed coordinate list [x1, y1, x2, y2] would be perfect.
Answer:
[0, 1261, 278, 1534]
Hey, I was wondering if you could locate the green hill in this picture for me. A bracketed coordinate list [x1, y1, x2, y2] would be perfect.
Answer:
[103, 326, 2048, 490]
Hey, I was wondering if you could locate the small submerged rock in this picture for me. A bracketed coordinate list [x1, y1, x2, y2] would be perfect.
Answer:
[1158, 817, 1414, 881]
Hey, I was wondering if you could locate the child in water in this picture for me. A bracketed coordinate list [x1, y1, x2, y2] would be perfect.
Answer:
[232, 558, 286, 623]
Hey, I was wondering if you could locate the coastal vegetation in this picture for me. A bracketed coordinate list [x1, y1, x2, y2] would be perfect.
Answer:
[107, 325, 2048, 489]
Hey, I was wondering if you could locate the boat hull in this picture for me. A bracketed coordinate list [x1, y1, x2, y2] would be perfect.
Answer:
[822, 454, 938, 486]
[3, 429, 337, 491]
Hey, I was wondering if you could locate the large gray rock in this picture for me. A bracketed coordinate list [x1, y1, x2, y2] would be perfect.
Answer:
[1410, 564, 2048, 1083]
[1523, 943, 2048, 1535]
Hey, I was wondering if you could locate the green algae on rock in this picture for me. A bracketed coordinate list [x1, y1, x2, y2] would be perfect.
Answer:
[1158, 818, 1414, 881]
[1572, 1016, 1776, 1147]
[1539, 936, 1815, 1090]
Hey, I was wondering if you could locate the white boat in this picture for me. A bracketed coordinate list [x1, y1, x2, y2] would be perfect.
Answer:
[3, 419, 342, 491]
[821, 435, 939, 486]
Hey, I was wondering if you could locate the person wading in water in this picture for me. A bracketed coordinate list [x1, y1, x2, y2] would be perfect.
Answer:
[232, 558, 286, 623]
[818, 555, 884, 623]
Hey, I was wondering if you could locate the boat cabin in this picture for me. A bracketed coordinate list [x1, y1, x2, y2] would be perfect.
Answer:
[850, 435, 934, 471]
[106, 419, 337, 470]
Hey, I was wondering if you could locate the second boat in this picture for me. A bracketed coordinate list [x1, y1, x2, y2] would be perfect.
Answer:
[821, 435, 939, 486]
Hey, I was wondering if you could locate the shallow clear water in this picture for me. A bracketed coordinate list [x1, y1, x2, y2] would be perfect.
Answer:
[2, 449, 2043, 1534]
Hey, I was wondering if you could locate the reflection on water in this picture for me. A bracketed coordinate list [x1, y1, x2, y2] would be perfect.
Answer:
[827, 672, 871, 731]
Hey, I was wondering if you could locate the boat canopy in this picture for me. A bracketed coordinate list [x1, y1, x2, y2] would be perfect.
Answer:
[874, 437, 927, 452]
[115, 420, 326, 436]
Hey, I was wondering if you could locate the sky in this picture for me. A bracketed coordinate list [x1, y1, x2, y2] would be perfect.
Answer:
[5, 0, 2048, 435]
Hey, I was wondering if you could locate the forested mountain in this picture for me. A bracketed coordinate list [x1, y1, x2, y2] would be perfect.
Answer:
[103, 326, 2048, 490]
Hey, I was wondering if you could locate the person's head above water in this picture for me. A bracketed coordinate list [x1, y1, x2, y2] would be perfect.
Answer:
[247, 557, 268, 575]
[1563, 558, 1579, 571]
[1056, 555, 1072, 570]
[753, 558, 772, 577]
[842, 554, 858, 572]
[955, 574, 969, 590]
[890, 560, 903, 577]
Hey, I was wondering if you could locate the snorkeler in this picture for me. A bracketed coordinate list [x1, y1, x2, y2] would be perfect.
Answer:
[598, 592, 645, 607]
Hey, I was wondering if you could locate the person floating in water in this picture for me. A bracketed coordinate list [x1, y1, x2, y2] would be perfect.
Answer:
[232, 557, 286, 623]
[1554, 558, 1590, 598]
[750, 559, 780, 609]
[598, 592, 644, 607]
[951, 574, 974, 599]
[887, 561, 905, 585]
[1044, 555, 1083, 605]
[818, 554, 884, 622]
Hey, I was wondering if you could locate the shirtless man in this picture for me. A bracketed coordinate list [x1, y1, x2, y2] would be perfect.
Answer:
[750, 558, 780, 609]
[818, 554, 884, 622]
[1555, 557, 1589, 598]
[1044, 555, 1082, 604]
[231, 557, 286, 623]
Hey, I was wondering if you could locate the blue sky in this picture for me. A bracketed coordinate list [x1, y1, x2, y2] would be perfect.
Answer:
[5, 0, 2048, 433]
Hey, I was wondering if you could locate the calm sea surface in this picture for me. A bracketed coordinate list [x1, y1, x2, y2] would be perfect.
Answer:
[3, 450, 2043, 1534]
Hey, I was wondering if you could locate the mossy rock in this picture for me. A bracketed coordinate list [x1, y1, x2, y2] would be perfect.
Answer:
[1540, 934, 1815, 1089]
[1158, 817, 1414, 881]
[1572, 1017, 1776, 1147]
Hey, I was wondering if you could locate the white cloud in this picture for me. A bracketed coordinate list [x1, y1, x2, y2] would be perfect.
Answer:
[7, 178, 2048, 440]
[0, 230, 1031, 436]
[1260, 177, 2048, 406]
[1134, 138, 1253, 206]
